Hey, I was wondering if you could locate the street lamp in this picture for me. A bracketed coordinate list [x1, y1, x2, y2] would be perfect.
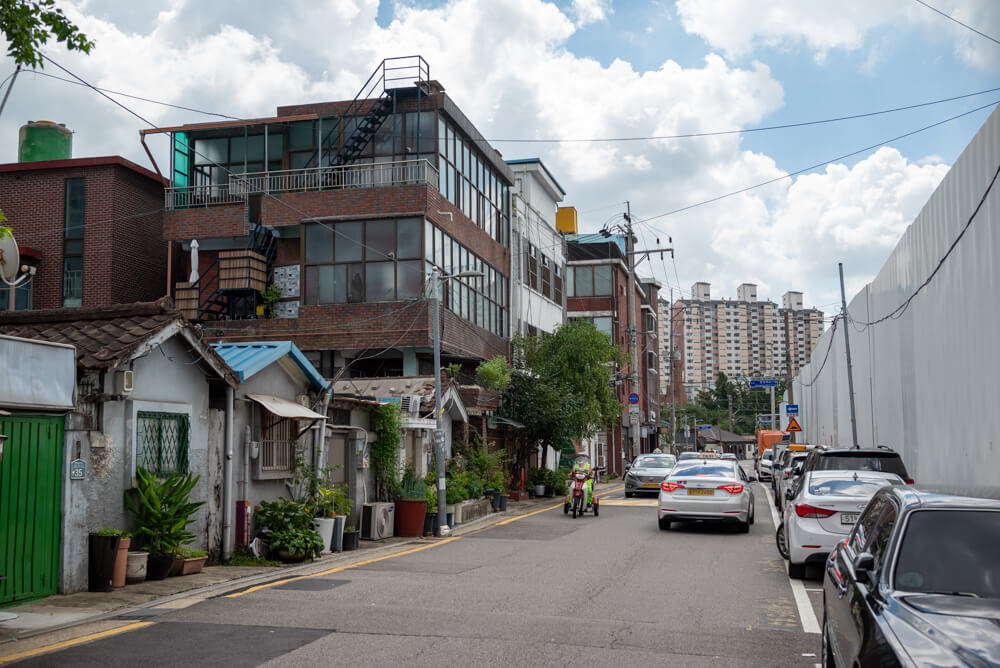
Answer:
[429, 267, 483, 537]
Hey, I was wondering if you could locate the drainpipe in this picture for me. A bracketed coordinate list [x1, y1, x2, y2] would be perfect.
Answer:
[222, 386, 234, 561]
[316, 389, 332, 470]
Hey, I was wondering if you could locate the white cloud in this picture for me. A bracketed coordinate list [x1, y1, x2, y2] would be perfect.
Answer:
[675, 0, 1000, 73]
[571, 0, 612, 26]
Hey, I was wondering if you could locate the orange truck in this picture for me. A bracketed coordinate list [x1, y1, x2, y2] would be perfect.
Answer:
[756, 430, 789, 459]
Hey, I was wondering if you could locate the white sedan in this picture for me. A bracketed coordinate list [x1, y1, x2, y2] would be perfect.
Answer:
[657, 459, 756, 533]
[778, 470, 903, 578]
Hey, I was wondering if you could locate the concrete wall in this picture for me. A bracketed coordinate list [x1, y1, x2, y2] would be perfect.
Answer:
[792, 105, 1000, 489]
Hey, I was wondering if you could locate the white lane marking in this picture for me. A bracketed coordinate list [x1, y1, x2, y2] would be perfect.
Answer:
[804, 588, 823, 593]
[762, 484, 821, 635]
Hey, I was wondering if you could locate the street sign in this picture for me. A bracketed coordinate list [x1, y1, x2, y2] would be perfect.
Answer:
[628, 393, 639, 404]
[697, 425, 712, 431]
[786, 417, 802, 432]
[785, 404, 799, 414]
[749, 379, 778, 388]
[628, 404, 640, 415]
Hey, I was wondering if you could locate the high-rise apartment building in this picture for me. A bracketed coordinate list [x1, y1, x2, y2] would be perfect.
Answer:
[673, 282, 824, 399]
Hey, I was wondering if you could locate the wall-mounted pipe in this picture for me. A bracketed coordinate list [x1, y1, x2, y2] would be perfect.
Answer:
[222, 386, 234, 561]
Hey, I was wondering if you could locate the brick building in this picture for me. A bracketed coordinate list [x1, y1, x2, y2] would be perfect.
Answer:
[0, 156, 166, 310]
[565, 233, 661, 473]
[148, 57, 513, 376]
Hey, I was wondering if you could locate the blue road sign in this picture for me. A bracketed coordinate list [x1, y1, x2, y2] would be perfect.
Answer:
[697, 425, 713, 431]
[786, 404, 799, 414]
[749, 379, 778, 388]
[628, 393, 639, 404]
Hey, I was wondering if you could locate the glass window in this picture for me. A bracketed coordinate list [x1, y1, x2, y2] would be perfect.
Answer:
[365, 262, 394, 301]
[443, 235, 453, 273]
[397, 218, 421, 259]
[62, 256, 83, 307]
[333, 222, 362, 262]
[438, 117, 447, 157]
[593, 317, 613, 338]
[576, 267, 594, 297]
[397, 260, 424, 299]
[347, 263, 364, 303]
[65, 178, 85, 239]
[136, 412, 190, 476]
[193, 137, 227, 165]
[305, 224, 333, 264]
[594, 265, 612, 296]
[406, 112, 435, 154]
[366, 220, 395, 259]
[288, 121, 315, 150]
[435, 226, 444, 268]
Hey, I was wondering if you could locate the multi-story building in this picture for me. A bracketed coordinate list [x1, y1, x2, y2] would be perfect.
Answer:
[507, 158, 567, 338]
[0, 131, 166, 311]
[673, 282, 824, 399]
[565, 233, 661, 473]
[147, 57, 512, 377]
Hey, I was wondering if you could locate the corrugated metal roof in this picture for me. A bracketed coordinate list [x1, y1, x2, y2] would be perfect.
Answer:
[211, 341, 326, 390]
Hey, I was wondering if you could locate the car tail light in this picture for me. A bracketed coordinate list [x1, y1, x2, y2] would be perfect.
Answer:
[718, 484, 743, 494]
[904, 478, 915, 485]
[661, 482, 684, 492]
[794, 503, 835, 518]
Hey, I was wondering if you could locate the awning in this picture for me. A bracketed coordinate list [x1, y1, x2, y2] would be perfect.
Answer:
[247, 394, 326, 421]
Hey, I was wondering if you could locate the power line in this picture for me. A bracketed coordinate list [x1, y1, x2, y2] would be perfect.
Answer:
[634, 99, 999, 225]
[798, 316, 839, 388]
[911, 0, 1000, 47]
[848, 158, 1000, 327]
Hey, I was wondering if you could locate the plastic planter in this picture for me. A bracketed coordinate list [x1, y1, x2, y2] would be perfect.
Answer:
[394, 499, 428, 537]
[88, 534, 121, 592]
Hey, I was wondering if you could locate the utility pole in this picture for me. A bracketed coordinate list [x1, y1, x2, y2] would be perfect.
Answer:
[783, 309, 796, 443]
[624, 202, 639, 461]
[838, 263, 860, 449]
[0, 65, 21, 120]
[668, 288, 677, 451]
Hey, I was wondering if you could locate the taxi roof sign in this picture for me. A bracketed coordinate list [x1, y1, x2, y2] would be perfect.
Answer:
[786, 416, 802, 432]
[698, 452, 719, 459]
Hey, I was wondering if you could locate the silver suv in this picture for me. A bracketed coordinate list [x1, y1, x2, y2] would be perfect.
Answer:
[757, 449, 774, 481]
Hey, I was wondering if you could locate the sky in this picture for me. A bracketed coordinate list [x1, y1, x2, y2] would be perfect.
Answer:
[1, 0, 998, 316]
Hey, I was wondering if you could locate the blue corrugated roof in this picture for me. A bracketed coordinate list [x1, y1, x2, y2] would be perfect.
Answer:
[565, 232, 627, 255]
[210, 341, 326, 390]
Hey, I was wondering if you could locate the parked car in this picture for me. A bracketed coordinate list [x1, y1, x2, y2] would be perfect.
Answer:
[822, 486, 1000, 667]
[657, 459, 756, 533]
[757, 448, 774, 481]
[799, 447, 913, 485]
[625, 454, 677, 497]
[719, 452, 737, 460]
[677, 451, 701, 461]
[775, 453, 809, 512]
[778, 470, 903, 578]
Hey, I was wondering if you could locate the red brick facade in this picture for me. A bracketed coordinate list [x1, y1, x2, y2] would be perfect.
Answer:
[0, 157, 166, 310]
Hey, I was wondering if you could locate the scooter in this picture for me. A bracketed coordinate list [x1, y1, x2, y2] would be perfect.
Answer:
[563, 471, 599, 518]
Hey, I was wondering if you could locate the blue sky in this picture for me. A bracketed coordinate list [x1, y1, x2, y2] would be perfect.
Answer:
[1, 0, 998, 310]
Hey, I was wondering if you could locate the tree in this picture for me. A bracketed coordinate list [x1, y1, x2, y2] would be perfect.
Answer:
[1, 0, 94, 68]
[0, 210, 10, 238]
[474, 356, 511, 391]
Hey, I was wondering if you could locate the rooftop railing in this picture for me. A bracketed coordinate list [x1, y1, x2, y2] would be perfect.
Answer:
[165, 158, 439, 210]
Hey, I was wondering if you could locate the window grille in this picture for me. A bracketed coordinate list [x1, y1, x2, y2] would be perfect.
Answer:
[136, 412, 190, 475]
[260, 412, 298, 475]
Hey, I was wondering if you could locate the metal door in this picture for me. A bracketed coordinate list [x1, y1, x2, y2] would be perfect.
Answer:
[0, 416, 64, 605]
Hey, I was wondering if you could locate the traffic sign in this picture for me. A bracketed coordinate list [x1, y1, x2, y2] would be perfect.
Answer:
[786, 417, 802, 432]
[749, 379, 778, 388]
[628, 393, 639, 404]
[697, 425, 713, 431]
[785, 404, 799, 414]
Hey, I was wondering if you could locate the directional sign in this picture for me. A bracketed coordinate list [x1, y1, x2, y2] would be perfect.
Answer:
[749, 379, 778, 388]
[786, 416, 802, 432]
[697, 425, 713, 431]
[628, 393, 639, 404]
[785, 404, 799, 415]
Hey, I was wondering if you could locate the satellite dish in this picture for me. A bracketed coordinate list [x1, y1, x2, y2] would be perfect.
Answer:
[0, 234, 20, 284]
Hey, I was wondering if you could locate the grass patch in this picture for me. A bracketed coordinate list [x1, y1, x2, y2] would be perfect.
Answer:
[221, 546, 281, 568]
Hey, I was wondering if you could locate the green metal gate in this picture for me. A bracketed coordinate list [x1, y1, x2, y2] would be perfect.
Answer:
[0, 416, 64, 606]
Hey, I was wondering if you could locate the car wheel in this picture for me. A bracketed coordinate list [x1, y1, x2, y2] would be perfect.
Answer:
[787, 561, 806, 579]
[776, 522, 789, 560]
[737, 519, 750, 533]
[821, 615, 834, 668]
[749, 500, 755, 525]
[658, 516, 671, 531]
[563, 502, 569, 515]
[625, 490, 633, 498]
[593, 501, 599, 517]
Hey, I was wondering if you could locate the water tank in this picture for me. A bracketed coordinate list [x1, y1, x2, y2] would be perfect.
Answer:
[18, 121, 72, 162]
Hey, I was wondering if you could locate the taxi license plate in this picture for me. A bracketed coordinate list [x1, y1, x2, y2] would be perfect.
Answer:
[840, 513, 858, 525]
[641, 483, 659, 488]
[687, 489, 714, 496]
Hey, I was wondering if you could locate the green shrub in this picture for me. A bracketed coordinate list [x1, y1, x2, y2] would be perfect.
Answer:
[124, 467, 205, 557]
[399, 467, 427, 501]
[93, 528, 131, 538]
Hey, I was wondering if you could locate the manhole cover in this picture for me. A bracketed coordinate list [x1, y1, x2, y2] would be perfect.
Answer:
[275, 578, 349, 591]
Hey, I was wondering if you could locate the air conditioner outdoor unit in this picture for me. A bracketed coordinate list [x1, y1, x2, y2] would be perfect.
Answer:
[361, 502, 395, 540]
[114, 370, 133, 394]
[400, 394, 421, 415]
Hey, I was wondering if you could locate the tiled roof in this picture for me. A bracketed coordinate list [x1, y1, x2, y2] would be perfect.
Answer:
[0, 297, 235, 384]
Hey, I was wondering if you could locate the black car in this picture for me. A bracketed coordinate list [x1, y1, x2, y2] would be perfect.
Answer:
[797, 447, 913, 488]
[822, 485, 1000, 667]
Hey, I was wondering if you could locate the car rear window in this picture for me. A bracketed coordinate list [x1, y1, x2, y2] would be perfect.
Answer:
[808, 479, 897, 497]
[635, 456, 675, 468]
[672, 464, 734, 477]
[815, 453, 908, 477]
[894, 510, 1000, 597]
[762, 451, 773, 460]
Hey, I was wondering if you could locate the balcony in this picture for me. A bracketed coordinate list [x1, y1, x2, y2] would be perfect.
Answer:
[165, 158, 439, 210]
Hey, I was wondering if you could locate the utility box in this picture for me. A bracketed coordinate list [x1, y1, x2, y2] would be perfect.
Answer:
[556, 206, 578, 234]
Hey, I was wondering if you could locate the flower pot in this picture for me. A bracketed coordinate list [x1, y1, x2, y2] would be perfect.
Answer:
[276, 549, 307, 563]
[88, 534, 121, 592]
[499, 494, 508, 511]
[490, 491, 500, 511]
[394, 499, 427, 537]
[146, 554, 175, 581]
[332, 516, 346, 552]
[423, 512, 437, 536]
[313, 517, 335, 554]
[342, 531, 359, 551]
[125, 551, 148, 584]
[534, 484, 546, 497]
[168, 555, 185, 577]
[112, 537, 131, 588]
[180, 556, 207, 575]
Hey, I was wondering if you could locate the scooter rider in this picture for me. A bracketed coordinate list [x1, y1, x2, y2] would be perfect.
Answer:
[569, 453, 594, 507]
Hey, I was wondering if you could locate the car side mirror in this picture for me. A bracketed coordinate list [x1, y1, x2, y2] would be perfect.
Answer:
[793, 464, 803, 476]
[853, 552, 875, 584]
[785, 488, 795, 501]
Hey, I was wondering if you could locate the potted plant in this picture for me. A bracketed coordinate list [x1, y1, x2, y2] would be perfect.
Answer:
[88, 528, 123, 592]
[394, 468, 428, 537]
[179, 549, 208, 575]
[342, 525, 359, 551]
[124, 467, 205, 580]
[332, 484, 353, 552]
[125, 550, 148, 584]
[423, 476, 439, 536]
[529, 468, 547, 497]
[312, 487, 338, 554]
[255, 498, 323, 562]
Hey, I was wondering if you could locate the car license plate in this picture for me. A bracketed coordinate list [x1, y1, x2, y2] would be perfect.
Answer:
[840, 513, 858, 525]
[687, 489, 714, 496]
[641, 483, 658, 488]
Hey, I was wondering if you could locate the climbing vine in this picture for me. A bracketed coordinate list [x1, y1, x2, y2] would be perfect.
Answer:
[371, 403, 402, 501]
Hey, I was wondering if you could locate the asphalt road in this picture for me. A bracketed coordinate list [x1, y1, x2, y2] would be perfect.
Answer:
[15, 478, 822, 667]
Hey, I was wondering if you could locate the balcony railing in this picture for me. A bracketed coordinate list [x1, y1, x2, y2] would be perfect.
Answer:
[165, 158, 439, 210]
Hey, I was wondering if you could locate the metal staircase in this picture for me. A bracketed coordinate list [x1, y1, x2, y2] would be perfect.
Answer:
[187, 221, 277, 321]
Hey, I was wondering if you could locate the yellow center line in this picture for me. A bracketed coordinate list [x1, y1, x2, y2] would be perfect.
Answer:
[495, 502, 565, 525]
[224, 537, 462, 598]
[0, 621, 154, 665]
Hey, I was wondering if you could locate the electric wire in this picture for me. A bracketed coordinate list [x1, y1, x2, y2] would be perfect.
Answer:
[847, 158, 1000, 328]
[911, 0, 1000, 47]
[799, 316, 840, 387]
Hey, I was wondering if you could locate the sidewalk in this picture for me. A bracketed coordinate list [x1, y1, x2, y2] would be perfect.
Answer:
[0, 487, 600, 649]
